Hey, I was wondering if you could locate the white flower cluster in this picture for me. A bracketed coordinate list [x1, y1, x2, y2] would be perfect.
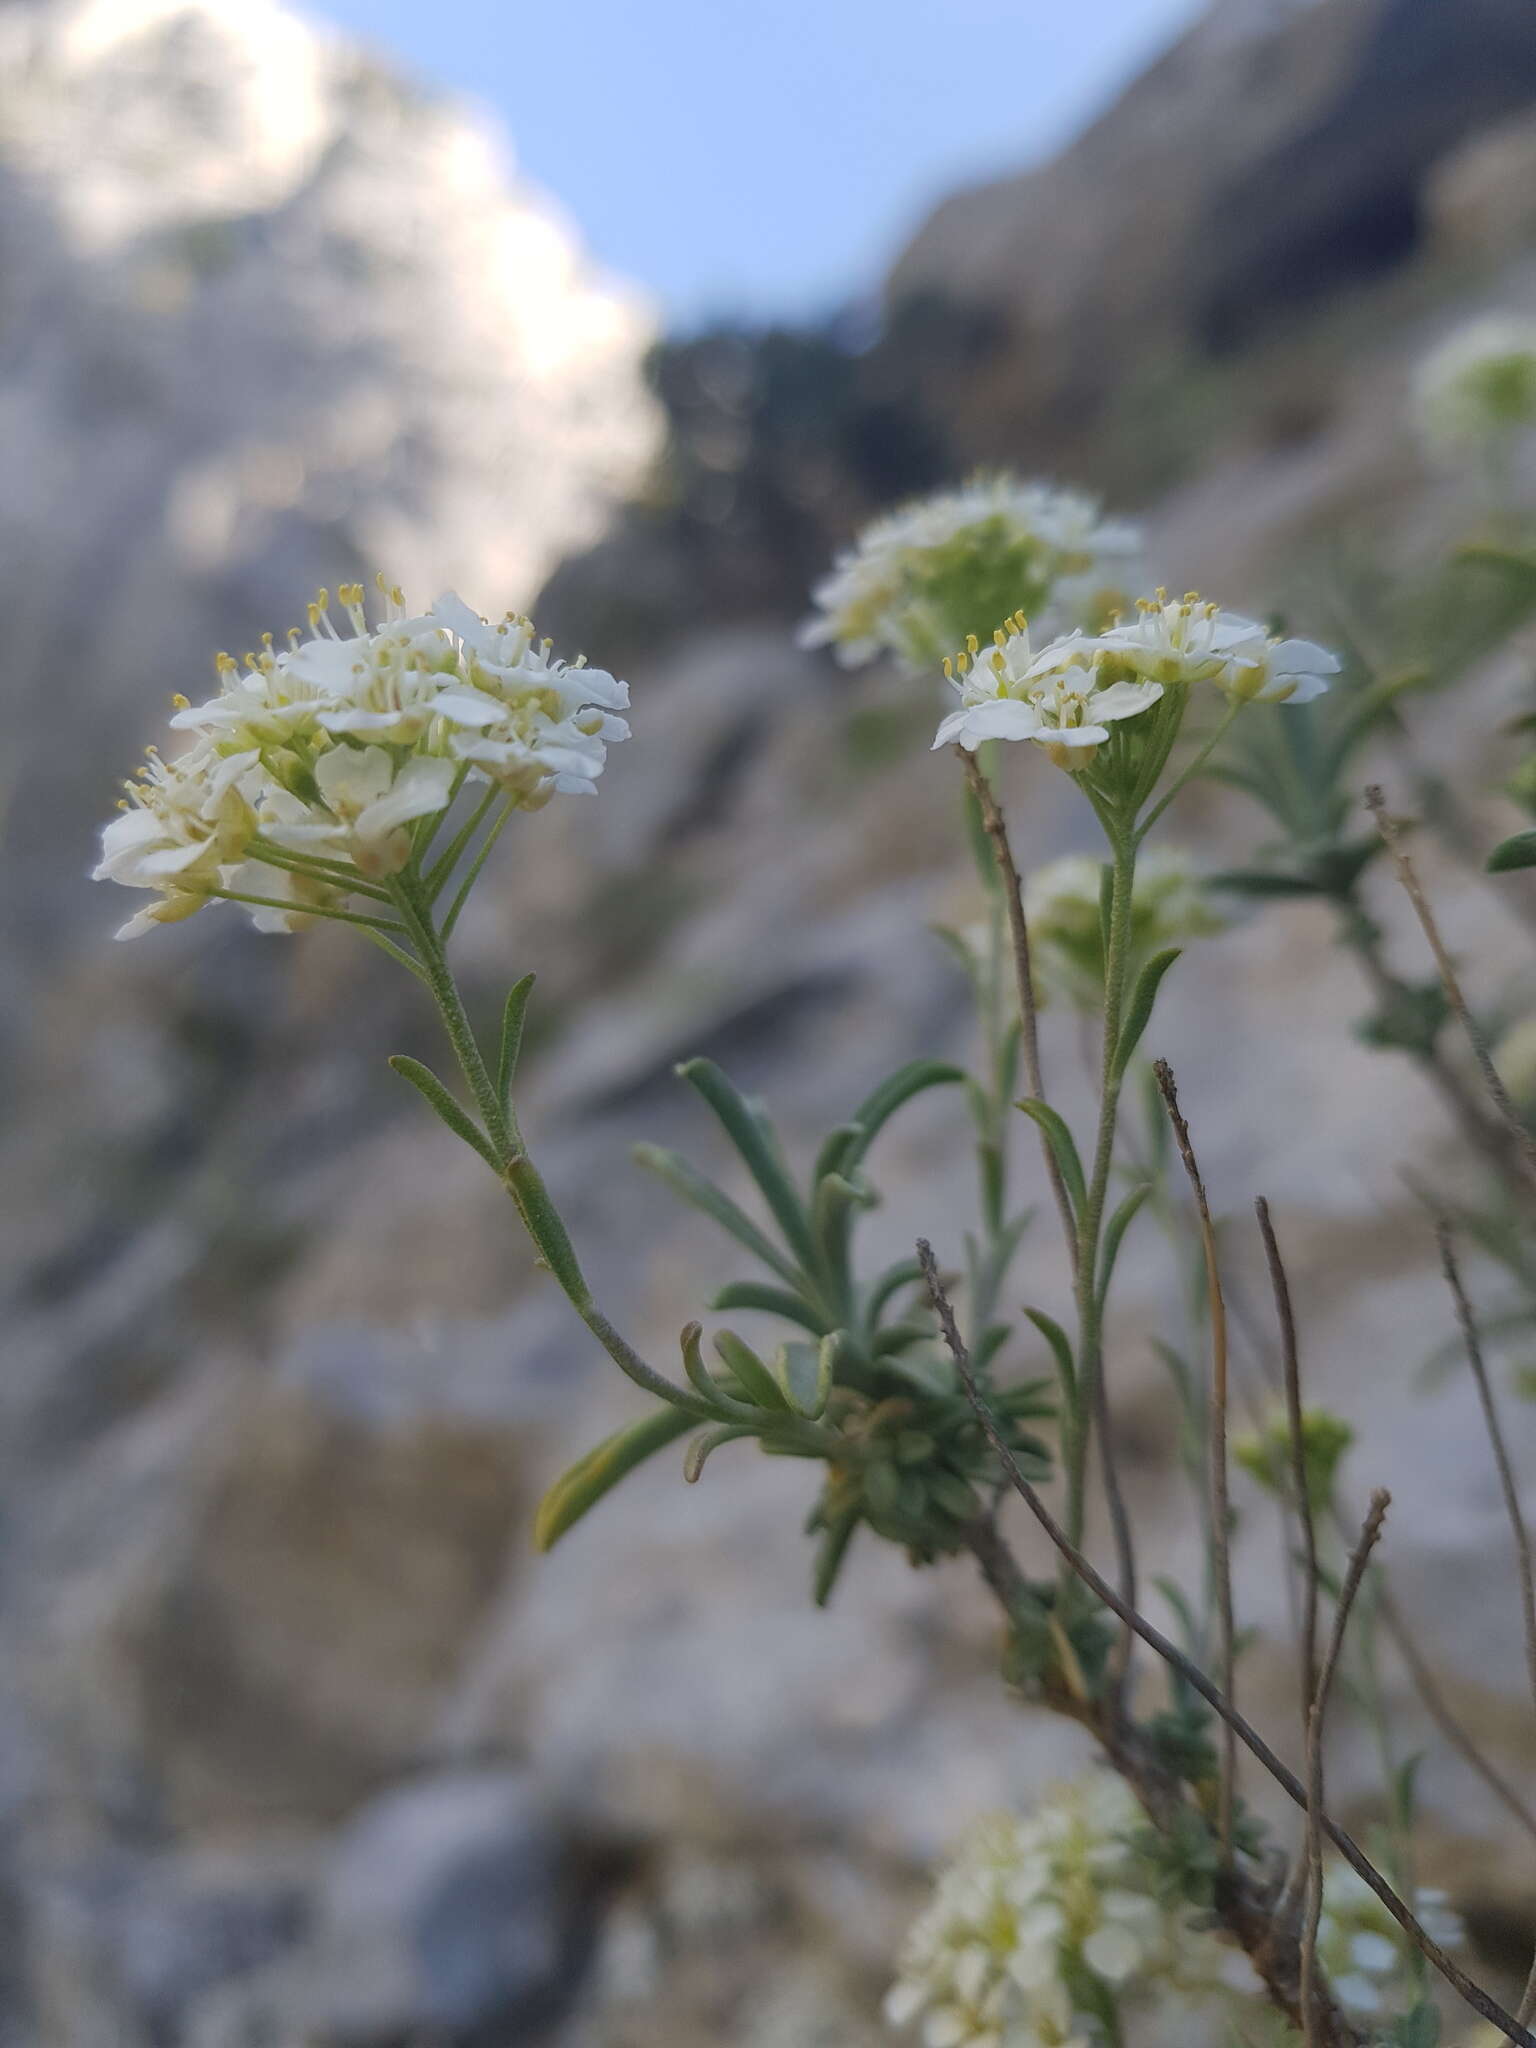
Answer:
[1415, 314, 1536, 457]
[885, 1775, 1246, 2048]
[800, 478, 1140, 675]
[94, 582, 629, 939]
[1024, 847, 1222, 1008]
[934, 594, 1339, 766]
[1315, 1863, 1463, 2019]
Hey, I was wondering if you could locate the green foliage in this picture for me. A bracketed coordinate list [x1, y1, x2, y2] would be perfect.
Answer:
[1232, 1407, 1354, 1510]
[1487, 827, 1536, 874]
[540, 1053, 1052, 1590]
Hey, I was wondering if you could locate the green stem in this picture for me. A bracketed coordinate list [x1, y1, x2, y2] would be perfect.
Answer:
[1066, 825, 1137, 1552]
[425, 781, 499, 900]
[391, 880, 705, 1420]
[242, 840, 396, 901]
[441, 798, 515, 942]
[1136, 699, 1244, 843]
[206, 885, 409, 937]
[389, 876, 514, 1159]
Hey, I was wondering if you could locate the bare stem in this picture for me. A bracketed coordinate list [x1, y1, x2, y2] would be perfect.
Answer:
[916, 1237, 1536, 2048]
[1437, 1220, 1536, 2025]
[1155, 1059, 1236, 1858]
[1302, 1492, 1392, 2048]
[1256, 1198, 1320, 1713]
[1366, 785, 1536, 1193]
[956, 747, 1078, 1267]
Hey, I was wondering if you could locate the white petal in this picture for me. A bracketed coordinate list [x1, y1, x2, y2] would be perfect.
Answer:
[1082, 1923, 1143, 1983]
[1089, 679, 1163, 721]
[315, 744, 395, 814]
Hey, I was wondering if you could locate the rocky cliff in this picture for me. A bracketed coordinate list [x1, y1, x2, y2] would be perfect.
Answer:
[6, 1, 1536, 2043]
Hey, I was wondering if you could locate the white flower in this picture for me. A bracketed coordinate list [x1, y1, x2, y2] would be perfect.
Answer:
[884, 1776, 1239, 2048]
[93, 739, 259, 939]
[802, 477, 1140, 674]
[1313, 1863, 1464, 2022]
[263, 746, 458, 879]
[95, 578, 632, 939]
[1415, 314, 1536, 456]
[933, 618, 1162, 765]
[427, 591, 630, 805]
[1094, 593, 1338, 704]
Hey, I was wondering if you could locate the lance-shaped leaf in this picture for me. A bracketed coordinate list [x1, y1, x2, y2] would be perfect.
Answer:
[773, 1334, 838, 1419]
[633, 1144, 801, 1285]
[812, 1510, 860, 1607]
[837, 1059, 966, 1177]
[389, 1055, 500, 1172]
[678, 1321, 752, 1414]
[1015, 1099, 1086, 1220]
[676, 1059, 816, 1267]
[496, 973, 536, 1114]
[534, 1407, 697, 1551]
[1097, 1181, 1154, 1305]
[504, 1155, 591, 1308]
[1112, 948, 1181, 1081]
[1488, 828, 1536, 874]
[811, 1121, 865, 1190]
[713, 1329, 792, 1411]
[863, 1255, 924, 1328]
[709, 1281, 829, 1333]
[1025, 1306, 1076, 1404]
[684, 1424, 759, 1483]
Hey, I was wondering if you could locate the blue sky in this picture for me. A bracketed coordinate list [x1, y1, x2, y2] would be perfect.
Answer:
[310, 0, 1202, 329]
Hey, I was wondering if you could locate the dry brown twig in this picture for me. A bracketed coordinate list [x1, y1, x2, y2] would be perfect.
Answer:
[915, 1237, 1536, 2048]
[1154, 1058, 1238, 1858]
[1301, 1491, 1392, 2048]
[1366, 783, 1536, 1194]
[1437, 1220, 1536, 2025]
[956, 746, 1078, 1261]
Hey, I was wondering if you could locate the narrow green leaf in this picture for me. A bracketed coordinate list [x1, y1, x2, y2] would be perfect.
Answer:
[839, 1059, 967, 1174]
[1024, 1306, 1076, 1403]
[495, 973, 536, 1113]
[927, 1469, 981, 1522]
[633, 1143, 801, 1285]
[684, 1424, 759, 1483]
[872, 1320, 933, 1358]
[972, 1323, 1012, 1376]
[504, 1155, 590, 1306]
[709, 1281, 829, 1333]
[813, 1511, 860, 1607]
[677, 1058, 816, 1266]
[713, 1329, 791, 1410]
[1112, 948, 1182, 1080]
[864, 1256, 924, 1327]
[811, 1121, 865, 1189]
[1488, 829, 1536, 874]
[389, 1055, 500, 1172]
[1097, 1182, 1154, 1304]
[1207, 867, 1327, 899]
[534, 1407, 696, 1550]
[1015, 1099, 1086, 1220]
[773, 1335, 837, 1418]
[678, 1321, 747, 1413]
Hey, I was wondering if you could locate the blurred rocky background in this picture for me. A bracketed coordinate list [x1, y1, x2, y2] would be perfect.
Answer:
[5, 0, 1536, 2040]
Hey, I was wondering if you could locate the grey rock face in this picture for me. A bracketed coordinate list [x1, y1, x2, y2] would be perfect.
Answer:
[0, 0, 660, 959]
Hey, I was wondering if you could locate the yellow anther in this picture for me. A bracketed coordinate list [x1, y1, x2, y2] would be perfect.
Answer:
[1183, 591, 1199, 606]
[315, 588, 330, 611]
[171, 692, 190, 709]
[942, 656, 954, 680]
[964, 634, 979, 655]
